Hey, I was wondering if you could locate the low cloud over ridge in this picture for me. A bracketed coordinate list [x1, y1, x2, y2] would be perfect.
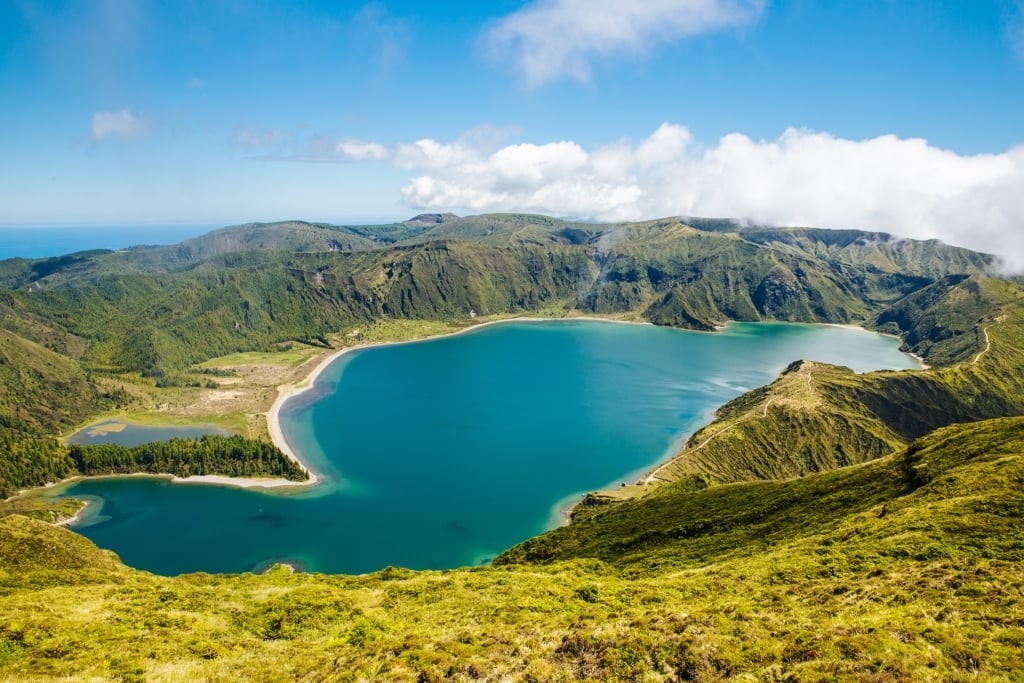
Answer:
[387, 124, 1024, 270]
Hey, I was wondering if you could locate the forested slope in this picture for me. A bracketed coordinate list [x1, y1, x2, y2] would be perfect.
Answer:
[0, 214, 1010, 501]
[2, 215, 1024, 679]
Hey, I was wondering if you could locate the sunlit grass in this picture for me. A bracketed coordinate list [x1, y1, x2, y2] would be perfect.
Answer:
[2, 416, 1023, 680]
[197, 345, 323, 370]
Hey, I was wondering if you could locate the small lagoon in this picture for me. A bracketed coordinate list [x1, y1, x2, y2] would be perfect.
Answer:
[58, 321, 919, 575]
[67, 420, 229, 447]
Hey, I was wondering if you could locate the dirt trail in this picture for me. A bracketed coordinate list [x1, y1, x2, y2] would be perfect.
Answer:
[973, 325, 993, 364]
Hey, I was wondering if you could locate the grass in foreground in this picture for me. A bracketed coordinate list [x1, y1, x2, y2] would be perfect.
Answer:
[1, 417, 1022, 681]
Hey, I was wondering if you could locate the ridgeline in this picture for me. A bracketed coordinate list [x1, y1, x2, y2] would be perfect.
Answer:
[2, 213, 1023, 680]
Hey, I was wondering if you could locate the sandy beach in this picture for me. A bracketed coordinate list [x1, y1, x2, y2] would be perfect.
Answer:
[169, 474, 313, 489]
[55, 499, 92, 527]
[264, 346, 351, 488]
[264, 313, 923, 495]
[263, 314, 652, 487]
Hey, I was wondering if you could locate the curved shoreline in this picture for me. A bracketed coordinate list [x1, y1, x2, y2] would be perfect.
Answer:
[55, 498, 92, 527]
[24, 315, 920, 502]
[265, 314, 923, 497]
[18, 315, 650, 501]
[264, 315, 652, 487]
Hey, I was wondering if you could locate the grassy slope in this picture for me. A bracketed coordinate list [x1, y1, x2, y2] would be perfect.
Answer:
[1, 417, 1022, 681]
[0, 218, 1022, 679]
[618, 276, 1024, 490]
[3, 216, 994, 380]
[0, 328, 102, 433]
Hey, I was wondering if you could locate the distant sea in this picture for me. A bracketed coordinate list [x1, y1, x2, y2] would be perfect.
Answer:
[0, 225, 221, 261]
[0, 218, 405, 261]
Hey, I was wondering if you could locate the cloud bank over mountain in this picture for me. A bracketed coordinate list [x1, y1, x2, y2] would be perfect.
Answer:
[376, 124, 1023, 270]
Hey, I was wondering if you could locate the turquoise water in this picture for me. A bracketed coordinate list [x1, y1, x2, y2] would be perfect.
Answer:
[58, 321, 919, 575]
[67, 420, 228, 447]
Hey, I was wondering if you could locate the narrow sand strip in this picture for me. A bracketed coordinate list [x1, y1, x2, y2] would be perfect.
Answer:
[169, 474, 311, 489]
[55, 499, 92, 527]
[264, 315, 651, 487]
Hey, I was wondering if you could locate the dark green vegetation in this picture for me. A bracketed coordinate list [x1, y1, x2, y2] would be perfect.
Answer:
[66, 435, 305, 482]
[0, 435, 304, 499]
[2, 213, 1024, 679]
[624, 276, 1024, 487]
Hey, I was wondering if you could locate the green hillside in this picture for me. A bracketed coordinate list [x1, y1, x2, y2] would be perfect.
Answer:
[1, 215, 1023, 679]
[1, 415, 1022, 681]
[0, 216, 1010, 492]
[623, 276, 1024, 488]
[0, 215, 1003, 497]
[1, 215, 995, 380]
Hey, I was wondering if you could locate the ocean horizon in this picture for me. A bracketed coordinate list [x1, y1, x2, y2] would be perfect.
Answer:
[0, 217, 408, 261]
[0, 225, 221, 261]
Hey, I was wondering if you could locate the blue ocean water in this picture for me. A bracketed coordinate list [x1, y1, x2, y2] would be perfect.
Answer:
[58, 320, 919, 575]
[0, 225, 219, 260]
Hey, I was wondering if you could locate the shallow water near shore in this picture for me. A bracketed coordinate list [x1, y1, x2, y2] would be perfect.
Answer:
[58, 320, 919, 575]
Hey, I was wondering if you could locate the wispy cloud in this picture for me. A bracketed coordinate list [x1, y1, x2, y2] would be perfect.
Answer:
[352, 3, 411, 76]
[485, 0, 766, 86]
[376, 124, 1024, 270]
[1010, 1, 1024, 59]
[240, 131, 390, 163]
[332, 139, 390, 161]
[18, 0, 145, 87]
[90, 109, 153, 141]
[187, 76, 205, 89]
[303, 135, 391, 161]
[235, 126, 291, 148]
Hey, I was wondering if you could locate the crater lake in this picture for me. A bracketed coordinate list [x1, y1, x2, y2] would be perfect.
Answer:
[57, 320, 920, 575]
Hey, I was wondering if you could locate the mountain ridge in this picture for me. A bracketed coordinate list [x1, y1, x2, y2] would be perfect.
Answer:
[0, 214, 1009, 498]
[2, 213, 1023, 679]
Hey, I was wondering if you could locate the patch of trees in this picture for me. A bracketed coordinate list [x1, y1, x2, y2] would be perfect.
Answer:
[0, 433, 307, 498]
[0, 429, 74, 498]
[68, 435, 307, 481]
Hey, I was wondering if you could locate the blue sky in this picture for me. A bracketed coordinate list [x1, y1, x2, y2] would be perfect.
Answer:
[2, 1, 1023, 263]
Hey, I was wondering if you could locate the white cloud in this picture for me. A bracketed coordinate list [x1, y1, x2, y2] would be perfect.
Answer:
[486, 0, 765, 86]
[334, 139, 389, 161]
[382, 123, 1024, 271]
[90, 109, 152, 141]
[187, 76, 205, 89]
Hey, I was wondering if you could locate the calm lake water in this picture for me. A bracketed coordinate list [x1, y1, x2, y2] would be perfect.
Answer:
[67, 420, 228, 447]
[58, 320, 919, 575]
